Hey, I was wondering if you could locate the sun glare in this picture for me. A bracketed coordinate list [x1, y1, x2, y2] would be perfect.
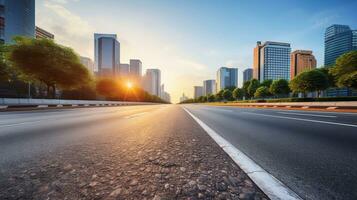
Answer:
[126, 81, 133, 89]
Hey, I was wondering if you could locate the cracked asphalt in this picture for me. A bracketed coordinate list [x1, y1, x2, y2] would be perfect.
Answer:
[0, 105, 267, 200]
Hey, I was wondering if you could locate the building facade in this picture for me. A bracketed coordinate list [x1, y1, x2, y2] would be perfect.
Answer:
[119, 63, 130, 76]
[216, 67, 238, 92]
[290, 50, 316, 79]
[253, 41, 262, 80]
[35, 26, 54, 40]
[143, 69, 161, 96]
[94, 33, 120, 76]
[324, 24, 357, 66]
[254, 41, 291, 82]
[180, 93, 188, 102]
[80, 56, 94, 74]
[0, 0, 35, 44]
[243, 68, 253, 83]
[129, 59, 142, 77]
[194, 86, 203, 99]
[203, 80, 216, 96]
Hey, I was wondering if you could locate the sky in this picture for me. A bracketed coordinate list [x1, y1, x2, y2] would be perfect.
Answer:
[36, 0, 357, 103]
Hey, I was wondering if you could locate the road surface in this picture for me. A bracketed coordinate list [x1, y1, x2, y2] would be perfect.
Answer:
[0, 105, 266, 199]
[183, 104, 357, 200]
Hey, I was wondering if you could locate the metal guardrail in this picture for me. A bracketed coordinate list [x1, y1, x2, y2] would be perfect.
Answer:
[0, 98, 155, 108]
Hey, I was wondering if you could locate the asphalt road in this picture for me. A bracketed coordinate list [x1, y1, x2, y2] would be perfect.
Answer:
[183, 105, 357, 200]
[0, 105, 266, 199]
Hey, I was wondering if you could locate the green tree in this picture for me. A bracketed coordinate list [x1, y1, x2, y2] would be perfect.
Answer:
[260, 79, 273, 88]
[248, 79, 260, 98]
[232, 87, 244, 100]
[224, 86, 236, 92]
[289, 69, 329, 97]
[254, 86, 270, 98]
[207, 94, 215, 102]
[242, 80, 251, 98]
[316, 67, 335, 88]
[269, 79, 290, 97]
[215, 89, 224, 101]
[222, 89, 233, 101]
[0, 44, 11, 80]
[330, 51, 357, 89]
[9, 37, 93, 98]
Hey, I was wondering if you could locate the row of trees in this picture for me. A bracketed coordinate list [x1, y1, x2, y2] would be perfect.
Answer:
[0, 37, 167, 103]
[182, 51, 357, 103]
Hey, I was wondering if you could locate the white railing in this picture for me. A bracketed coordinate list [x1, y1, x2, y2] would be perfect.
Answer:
[0, 98, 156, 108]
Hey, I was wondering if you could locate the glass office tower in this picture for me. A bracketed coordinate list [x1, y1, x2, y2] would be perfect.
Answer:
[259, 41, 291, 82]
[0, 0, 35, 43]
[216, 67, 238, 92]
[94, 33, 120, 76]
[324, 25, 356, 66]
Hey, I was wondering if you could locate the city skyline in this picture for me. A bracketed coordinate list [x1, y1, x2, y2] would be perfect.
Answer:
[35, 0, 357, 102]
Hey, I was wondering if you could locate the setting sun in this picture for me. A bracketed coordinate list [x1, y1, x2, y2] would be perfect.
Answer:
[126, 81, 133, 89]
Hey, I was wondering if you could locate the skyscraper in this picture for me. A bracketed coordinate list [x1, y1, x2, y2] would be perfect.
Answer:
[243, 68, 253, 83]
[324, 24, 357, 66]
[94, 33, 120, 76]
[119, 64, 130, 76]
[203, 80, 216, 96]
[254, 41, 291, 82]
[253, 41, 262, 80]
[0, 0, 35, 44]
[80, 56, 94, 74]
[194, 86, 203, 99]
[290, 50, 316, 79]
[324, 25, 357, 96]
[180, 93, 188, 102]
[143, 69, 161, 96]
[129, 59, 142, 77]
[216, 67, 238, 92]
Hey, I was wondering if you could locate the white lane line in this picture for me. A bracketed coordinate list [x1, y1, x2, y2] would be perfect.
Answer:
[202, 107, 233, 112]
[124, 112, 148, 119]
[276, 112, 337, 118]
[243, 112, 357, 128]
[0, 120, 45, 128]
[183, 107, 302, 200]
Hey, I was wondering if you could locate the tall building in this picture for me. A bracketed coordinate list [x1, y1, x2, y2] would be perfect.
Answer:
[253, 41, 262, 80]
[35, 26, 54, 40]
[119, 63, 130, 76]
[0, 0, 35, 44]
[203, 80, 216, 96]
[324, 24, 357, 66]
[324, 25, 357, 97]
[216, 67, 238, 92]
[160, 84, 171, 103]
[180, 93, 188, 102]
[94, 33, 120, 76]
[290, 50, 316, 79]
[129, 59, 142, 77]
[143, 69, 161, 96]
[80, 56, 94, 74]
[194, 86, 203, 99]
[243, 68, 253, 83]
[254, 41, 291, 82]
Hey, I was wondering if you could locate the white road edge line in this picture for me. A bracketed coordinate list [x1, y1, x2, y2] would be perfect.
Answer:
[243, 112, 357, 128]
[182, 107, 302, 200]
[276, 112, 337, 118]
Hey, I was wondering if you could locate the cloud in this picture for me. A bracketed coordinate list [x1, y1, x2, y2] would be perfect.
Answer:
[37, 1, 93, 58]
